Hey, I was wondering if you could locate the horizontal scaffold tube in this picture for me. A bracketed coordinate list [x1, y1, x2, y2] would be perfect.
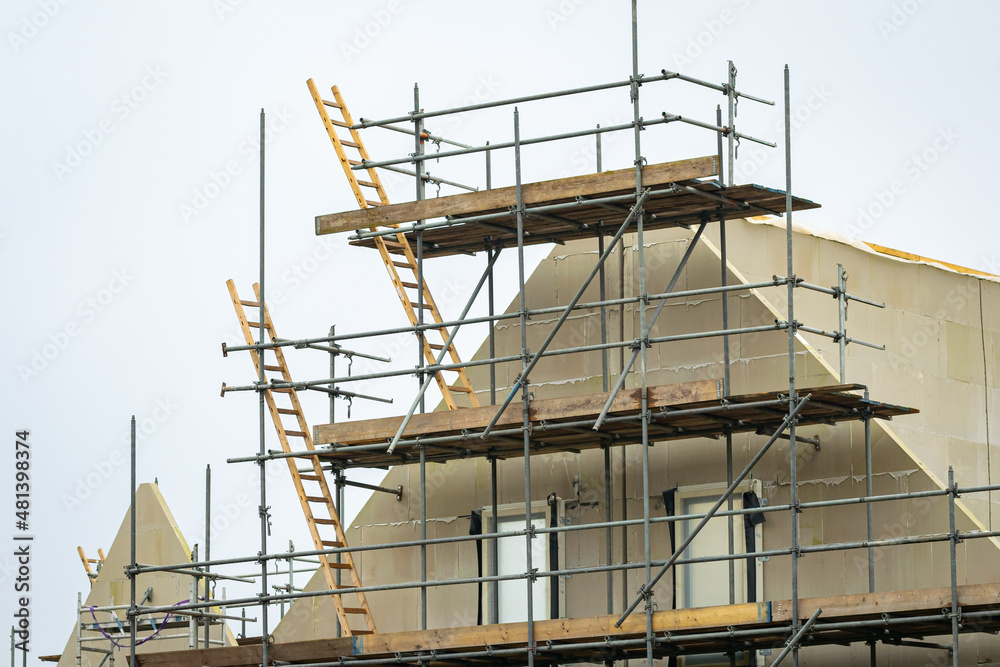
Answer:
[225, 277, 790, 354]
[355, 115, 677, 170]
[797, 324, 885, 351]
[222, 321, 788, 394]
[660, 68, 775, 105]
[795, 280, 885, 309]
[353, 72, 681, 129]
[131, 526, 1000, 619]
[131, 501, 1000, 580]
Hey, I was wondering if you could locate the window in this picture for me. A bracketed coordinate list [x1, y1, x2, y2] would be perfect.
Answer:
[483, 500, 565, 624]
[676, 482, 764, 667]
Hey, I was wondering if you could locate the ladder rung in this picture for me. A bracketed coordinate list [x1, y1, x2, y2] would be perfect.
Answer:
[347, 159, 363, 166]
[322, 98, 342, 109]
[276, 408, 298, 415]
[330, 118, 350, 128]
[392, 261, 415, 269]
[263, 365, 283, 372]
[428, 343, 444, 350]
[341, 139, 361, 149]
[400, 281, 419, 289]
[299, 474, 321, 481]
[285, 430, 307, 437]
[342, 608, 367, 614]
[351, 630, 375, 635]
[240, 299, 259, 307]
[246, 321, 261, 328]
[321, 540, 344, 547]
[314, 518, 337, 525]
[327, 562, 353, 570]
[448, 385, 473, 393]
[272, 387, 293, 393]
[365, 199, 383, 207]
[357, 179, 378, 188]
[305, 496, 327, 503]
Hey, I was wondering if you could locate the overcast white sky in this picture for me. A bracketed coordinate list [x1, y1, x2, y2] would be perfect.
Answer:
[2, 0, 998, 658]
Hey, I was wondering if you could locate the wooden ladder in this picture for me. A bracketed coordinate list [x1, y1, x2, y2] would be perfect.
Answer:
[77, 546, 105, 587]
[306, 79, 480, 410]
[226, 279, 376, 636]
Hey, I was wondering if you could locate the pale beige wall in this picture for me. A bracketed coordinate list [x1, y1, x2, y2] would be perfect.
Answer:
[277, 221, 1000, 663]
[721, 220, 996, 528]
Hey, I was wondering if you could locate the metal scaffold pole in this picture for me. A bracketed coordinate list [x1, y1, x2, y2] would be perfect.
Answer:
[949, 466, 960, 666]
[129, 415, 137, 667]
[619, 185, 628, 654]
[189, 570, 198, 650]
[419, 441, 427, 631]
[488, 243, 497, 407]
[414, 82, 426, 418]
[596, 127, 614, 624]
[718, 102, 736, 640]
[599, 228, 614, 621]
[596, 113, 613, 625]
[783, 64, 801, 667]
[629, 3, 653, 666]
[488, 241, 500, 626]
[865, 387, 876, 666]
[727, 61, 736, 187]
[204, 464, 212, 649]
[514, 107, 536, 667]
[329, 325, 342, 640]
[257, 107, 270, 667]
[413, 82, 429, 633]
[490, 453, 499, 625]
[335, 470, 345, 638]
[838, 264, 848, 382]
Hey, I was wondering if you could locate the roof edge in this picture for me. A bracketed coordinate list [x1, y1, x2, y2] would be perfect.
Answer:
[744, 216, 1000, 283]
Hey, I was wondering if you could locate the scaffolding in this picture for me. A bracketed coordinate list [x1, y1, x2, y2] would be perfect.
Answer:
[111, 5, 1000, 667]
[74, 589, 235, 666]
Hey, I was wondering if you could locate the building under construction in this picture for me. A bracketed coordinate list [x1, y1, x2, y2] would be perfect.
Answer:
[46, 8, 1000, 667]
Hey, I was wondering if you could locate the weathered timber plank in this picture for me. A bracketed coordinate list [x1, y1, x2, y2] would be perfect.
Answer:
[134, 583, 999, 666]
[788, 583, 1000, 621]
[316, 156, 718, 234]
[315, 379, 722, 446]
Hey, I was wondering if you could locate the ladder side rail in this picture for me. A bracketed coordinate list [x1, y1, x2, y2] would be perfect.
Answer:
[228, 280, 357, 634]
[329, 85, 480, 408]
[252, 286, 378, 632]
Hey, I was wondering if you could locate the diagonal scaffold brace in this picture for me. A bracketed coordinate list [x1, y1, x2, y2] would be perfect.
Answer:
[593, 219, 709, 431]
[771, 608, 823, 665]
[481, 188, 653, 439]
[615, 393, 811, 628]
[386, 246, 503, 454]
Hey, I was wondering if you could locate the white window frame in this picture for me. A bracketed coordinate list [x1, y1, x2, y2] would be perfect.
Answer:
[482, 499, 566, 625]
[675, 479, 765, 667]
